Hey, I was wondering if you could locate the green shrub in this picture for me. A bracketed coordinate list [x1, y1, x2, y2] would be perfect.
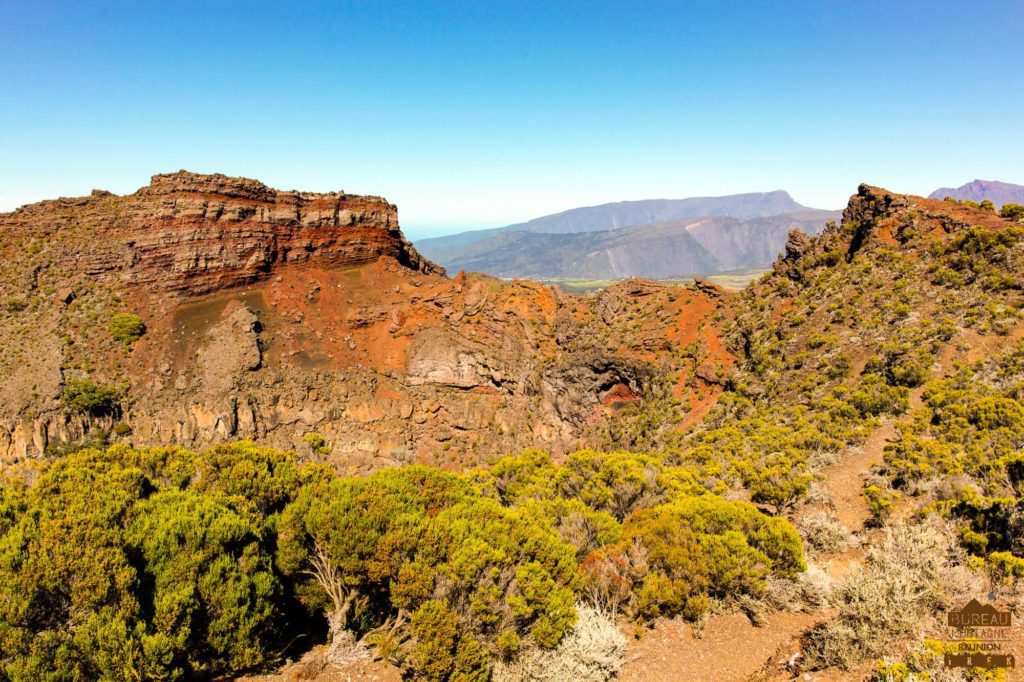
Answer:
[862, 484, 899, 525]
[864, 342, 933, 388]
[109, 312, 146, 348]
[196, 441, 313, 517]
[480, 448, 559, 505]
[278, 466, 578, 679]
[747, 454, 813, 514]
[0, 446, 288, 680]
[556, 449, 669, 521]
[596, 495, 804, 620]
[126, 489, 281, 673]
[516, 497, 622, 561]
[847, 374, 909, 416]
[61, 378, 120, 415]
[987, 551, 1024, 584]
[1000, 203, 1024, 222]
[303, 433, 330, 458]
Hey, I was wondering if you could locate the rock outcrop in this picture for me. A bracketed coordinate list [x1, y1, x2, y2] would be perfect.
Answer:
[2, 170, 442, 296]
[0, 172, 730, 467]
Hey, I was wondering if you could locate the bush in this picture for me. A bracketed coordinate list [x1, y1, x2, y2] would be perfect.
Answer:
[0, 446, 288, 680]
[195, 441, 312, 517]
[596, 495, 804, 620]
[109, 312, 146, 348]
[798, 512, 850, 554]
[803, 522, 951, 670]
[556, 449, 669, 521]
[416, 498, 579, 649]
[864, 343, 933, 388]
[862, 484, 899, 525]
[278, 466, 579, 679]
[747, 454, 813, 514]
[1000, 203, 1024, 223]
[517, 497, 622, 562]
[277, 467, 471, 645]
[481, 448, 559, 505]
[847, 374, 909, 417]
[492, 604, 626, 682]
[126, 489, 281, 674]
[302, 432, 331, 457]
[61, 378, 120, 415]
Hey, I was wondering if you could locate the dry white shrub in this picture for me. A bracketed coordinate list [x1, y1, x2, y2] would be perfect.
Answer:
[798, 511, 850, 555]
[803, 518, 957, 670]
[796, 563, 833, 608]
[738, 563, 833, 625]
[325, 629, 370, 666]
[492, 604, 626, 682]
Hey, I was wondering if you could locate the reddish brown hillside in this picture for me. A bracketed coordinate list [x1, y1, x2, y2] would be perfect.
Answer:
[0, 172, 729, 467]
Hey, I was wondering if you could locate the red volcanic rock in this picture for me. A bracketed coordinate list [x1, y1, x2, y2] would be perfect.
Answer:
[0, 171, 732, 467]
[2, 170, 442, 296]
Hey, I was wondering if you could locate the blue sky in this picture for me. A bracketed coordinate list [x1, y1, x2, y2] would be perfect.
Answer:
[1, 1, 1022, 239]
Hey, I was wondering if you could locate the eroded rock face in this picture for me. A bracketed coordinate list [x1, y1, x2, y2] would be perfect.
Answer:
[199, 304, 263, 395]
[3, 170, 442, 296]
[0, 172, 731, 469]
[406, 328, 520, 390]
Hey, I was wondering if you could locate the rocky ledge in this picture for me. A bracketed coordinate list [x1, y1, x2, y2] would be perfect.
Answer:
[2, 170, 443, 295]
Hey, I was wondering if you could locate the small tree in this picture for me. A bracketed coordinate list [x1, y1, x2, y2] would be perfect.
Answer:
[1000, 203, 1024, 223]
[277, 467, 471, 660]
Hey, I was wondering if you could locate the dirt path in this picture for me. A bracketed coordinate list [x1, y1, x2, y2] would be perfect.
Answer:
[619, 611, 819, 682]
[821, 421, 896, 534]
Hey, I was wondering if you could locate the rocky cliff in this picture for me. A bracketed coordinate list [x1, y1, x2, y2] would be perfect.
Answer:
[2, 171, 441, 296]
[0, 172, 730, 467]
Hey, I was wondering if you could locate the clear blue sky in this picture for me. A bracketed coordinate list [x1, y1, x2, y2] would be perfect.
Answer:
[1, 1, 1022, 239]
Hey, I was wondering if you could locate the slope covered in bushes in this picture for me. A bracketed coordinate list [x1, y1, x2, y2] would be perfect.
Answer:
[0, 442, 802, 680]
[4, 185, 1024, 679]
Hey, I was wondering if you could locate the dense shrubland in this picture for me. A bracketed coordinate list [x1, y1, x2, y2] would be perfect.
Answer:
[0, 442, 803, 680]
[6, 193, 1024, 679]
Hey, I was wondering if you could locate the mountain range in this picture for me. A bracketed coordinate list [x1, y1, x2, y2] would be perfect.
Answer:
[928, 179, 1024, 207]
[416, 191, 840, 279]
[436, 210, 840, 279]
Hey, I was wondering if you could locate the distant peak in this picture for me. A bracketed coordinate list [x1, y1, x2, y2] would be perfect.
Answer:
[927, 179, 1024, 208]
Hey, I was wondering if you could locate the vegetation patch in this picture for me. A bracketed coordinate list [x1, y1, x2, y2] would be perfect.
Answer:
[109, 312, 146, 348]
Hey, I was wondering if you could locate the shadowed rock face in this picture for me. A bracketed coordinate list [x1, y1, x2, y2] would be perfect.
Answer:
[0, 173, 731, 467]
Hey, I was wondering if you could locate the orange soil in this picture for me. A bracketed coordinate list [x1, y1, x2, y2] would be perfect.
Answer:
[620, 611, 820, 682]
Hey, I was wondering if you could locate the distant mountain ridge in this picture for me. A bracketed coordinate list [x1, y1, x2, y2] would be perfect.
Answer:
[440, 210, 840, 279]
[416, 190, 813, 261]
[416, 191, 839, 279]
[498, 190, 807, 234]
[928, 179, 1024, 208]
